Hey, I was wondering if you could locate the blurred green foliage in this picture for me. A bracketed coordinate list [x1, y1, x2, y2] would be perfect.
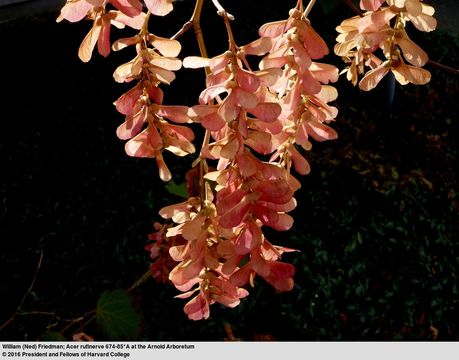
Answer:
[96, 290, 143, 340]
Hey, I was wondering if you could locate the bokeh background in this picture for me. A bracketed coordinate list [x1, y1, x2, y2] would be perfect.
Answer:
[1, 0, 458, 341]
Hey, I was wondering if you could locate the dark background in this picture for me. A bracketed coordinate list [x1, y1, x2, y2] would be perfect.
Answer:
[1, 0, 458, 340]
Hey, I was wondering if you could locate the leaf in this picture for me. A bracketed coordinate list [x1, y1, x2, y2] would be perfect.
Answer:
[165, 181, 189, 199]
[96, 289, 142, 340]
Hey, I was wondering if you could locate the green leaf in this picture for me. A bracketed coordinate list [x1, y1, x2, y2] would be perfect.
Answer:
[165, 181, 189, 198]
[96, 289, 142, 340]
[39, 331, 67, 341]
[345, 234, 361, 253]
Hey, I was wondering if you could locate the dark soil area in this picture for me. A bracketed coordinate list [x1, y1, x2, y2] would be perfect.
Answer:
[1, 1, 458, 341]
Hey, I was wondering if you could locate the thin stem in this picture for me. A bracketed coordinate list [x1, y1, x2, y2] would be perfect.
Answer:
[18, 311, 56, 317]
[388, 14, 401, 66]
[191, 0, 204, 23]
[0, 251, 43, 332]
[17, 311, 84, 324]
[344, 0, 364, 17]
[211, 0, 234, 20]
[211, 0, 237, 51]
[127, 268, 152, 292]
[172, 22, 192, 40]
[303, 0, 317, 18]
[224, 322, 237, 341]
[79, 314, 97, 331]
[56, 266, 152, 336]
[211, 0, 224, 13]
[58, 309, 96, 335]
[140, 11, 151, 37]
[171, 0, 210, 75]
[427, 60, 459, 76]
[171, 0, 204, 41]
[222, 13, 237, 52]
[199, 130, 211, 204]
[171, 0, 209, 73]
[296, 0, 303, 12]
[191, 0, 210, 72]
[177, 0, 213, 206]
[241, 56, 253, 72]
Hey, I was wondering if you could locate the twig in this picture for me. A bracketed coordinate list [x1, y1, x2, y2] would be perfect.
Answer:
[78, 313, 97, 332]
[127, 268, 152, 292]
[344, 0, 364, 16]
[18, 311, 56, 317]
[222, 12, 237, 52]
[0, 251, 43, 332]
[58, 265, 154, 335]
[171, 0, 209, 54]
[0, 249, 160, 336]
[427, 60, 459, 76]
[171, 20, 194, 40]
[17, 311, 85, 324]
[191, 0, 210, 64]
[171, 0, 209, 71]
[303, 0, 317, 18]
[211, 0, 237, 52]
[58, 309, 96, 335]
[211, 0, 234, 20]
[140, 11, 151, 37]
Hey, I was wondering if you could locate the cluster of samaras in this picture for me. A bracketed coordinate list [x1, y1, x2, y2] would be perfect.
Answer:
[58, 0, 435, 320]
[337, 0, 436, 89]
